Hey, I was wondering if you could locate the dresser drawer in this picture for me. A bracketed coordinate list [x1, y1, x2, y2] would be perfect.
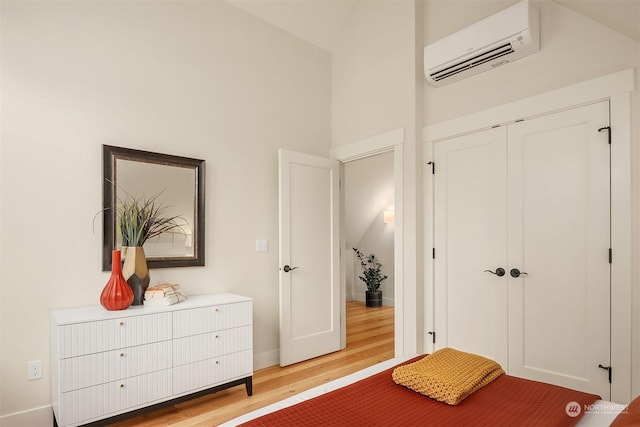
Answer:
[173, 301, 252, 338]
[59, 340, 172, 392]
[58, 312, 172, 358]
[173, 325, 252, 366]
[57, 369, 172, 427]
[173, 349, 253, 395]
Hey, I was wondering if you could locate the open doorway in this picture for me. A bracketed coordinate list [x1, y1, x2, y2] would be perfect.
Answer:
[343, 151, 395, 354]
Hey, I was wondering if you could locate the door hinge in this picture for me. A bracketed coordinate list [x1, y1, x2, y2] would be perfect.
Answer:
[427, 161, 435, 174]
[598, 364, 612, 383]
[609, 248, 612, 264]
[432, 248, 435, 259]
[598, 126, 611, 144]
[428, 331, 436, 344]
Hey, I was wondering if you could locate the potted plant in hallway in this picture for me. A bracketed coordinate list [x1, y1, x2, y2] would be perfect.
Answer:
[353, 248, 388, 308]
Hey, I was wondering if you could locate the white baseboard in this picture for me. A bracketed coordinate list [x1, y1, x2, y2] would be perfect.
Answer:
[0, 405, 52, 427]
[253, 349, 279, 370]
[349, 294, 365, 303]
[347, 296, 395, 306]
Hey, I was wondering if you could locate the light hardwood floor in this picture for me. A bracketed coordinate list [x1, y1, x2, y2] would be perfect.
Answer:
[111, 301, 394, 426]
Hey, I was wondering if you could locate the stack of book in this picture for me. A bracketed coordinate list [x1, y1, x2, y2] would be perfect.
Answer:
[144, 284, 186, 306]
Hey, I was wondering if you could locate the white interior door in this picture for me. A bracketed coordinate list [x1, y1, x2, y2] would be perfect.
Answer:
[507, 101, 611, 397]
[278, 149, 341, 367]
[433, 126, 509, 368]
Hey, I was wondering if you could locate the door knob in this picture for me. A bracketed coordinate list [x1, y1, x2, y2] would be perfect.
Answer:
[283, 265, 299, 273]
[484, 268, 506, 277]
[510, 268, 528, 278]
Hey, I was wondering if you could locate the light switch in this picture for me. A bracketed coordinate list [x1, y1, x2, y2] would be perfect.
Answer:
[255, 239, 268, 252]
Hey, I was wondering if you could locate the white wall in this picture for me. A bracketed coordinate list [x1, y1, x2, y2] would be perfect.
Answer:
[343, 151, 394, 248]
[332, 0, 424, 356]
[0, 0, 330, 423]
[331, 1, 416, 148]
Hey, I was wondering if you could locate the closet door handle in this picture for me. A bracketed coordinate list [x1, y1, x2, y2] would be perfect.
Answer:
[510, 268, 528, 278]
[283, 265, 299, 273]
[484, 268, 505, 277]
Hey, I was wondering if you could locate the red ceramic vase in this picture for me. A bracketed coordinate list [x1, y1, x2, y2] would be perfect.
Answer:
[100, 250, 134, 310]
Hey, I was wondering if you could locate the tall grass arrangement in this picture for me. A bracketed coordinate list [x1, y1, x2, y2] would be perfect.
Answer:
[118, 193, 183, 247]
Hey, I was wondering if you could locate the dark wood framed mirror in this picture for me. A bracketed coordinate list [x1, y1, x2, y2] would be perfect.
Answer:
[102, 145, 205, 271]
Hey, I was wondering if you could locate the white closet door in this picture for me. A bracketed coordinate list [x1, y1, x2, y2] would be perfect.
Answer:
[507, 101, 611, 398]
[434, 126, 508, 368]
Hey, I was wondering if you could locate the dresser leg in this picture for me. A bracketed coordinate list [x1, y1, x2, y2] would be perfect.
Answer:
[245, 376, 253, 396]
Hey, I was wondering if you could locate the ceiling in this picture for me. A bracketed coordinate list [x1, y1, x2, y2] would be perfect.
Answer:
[226, 0, 358, 52]
[226, 0, 640, 53]
[556, 0, 640, 43]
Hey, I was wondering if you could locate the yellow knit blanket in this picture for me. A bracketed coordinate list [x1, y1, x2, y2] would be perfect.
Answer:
[392, 348, 505, 405]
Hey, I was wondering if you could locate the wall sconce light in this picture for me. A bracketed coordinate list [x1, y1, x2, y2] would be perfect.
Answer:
[383, 207, 395, 224]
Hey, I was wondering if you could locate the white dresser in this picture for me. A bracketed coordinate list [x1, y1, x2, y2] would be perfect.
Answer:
[50, 293, 253, 427]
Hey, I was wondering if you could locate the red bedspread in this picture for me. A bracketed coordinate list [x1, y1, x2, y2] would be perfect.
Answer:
[241, 357, 600, 426]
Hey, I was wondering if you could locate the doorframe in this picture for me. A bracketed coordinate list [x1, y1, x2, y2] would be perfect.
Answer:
[423, 69, 634, 403]
[331, 128, 404, 354]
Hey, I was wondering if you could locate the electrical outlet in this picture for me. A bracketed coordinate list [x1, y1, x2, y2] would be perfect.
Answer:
[28, 360, 42, 380]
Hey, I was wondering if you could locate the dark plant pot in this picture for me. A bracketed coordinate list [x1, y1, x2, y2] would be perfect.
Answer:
[122, 246, 150, 305]
[366, 290, 382, 308]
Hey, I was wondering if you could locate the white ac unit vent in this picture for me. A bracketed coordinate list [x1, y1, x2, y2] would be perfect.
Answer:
[424, 0, 539, 87]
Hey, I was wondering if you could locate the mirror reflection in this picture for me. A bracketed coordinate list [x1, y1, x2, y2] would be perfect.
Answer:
[117, 160, 195, 257]
[102, 145, 205, 270]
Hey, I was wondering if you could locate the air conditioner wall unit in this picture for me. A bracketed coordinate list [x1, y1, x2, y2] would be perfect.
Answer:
[424, 0, 539, 87]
